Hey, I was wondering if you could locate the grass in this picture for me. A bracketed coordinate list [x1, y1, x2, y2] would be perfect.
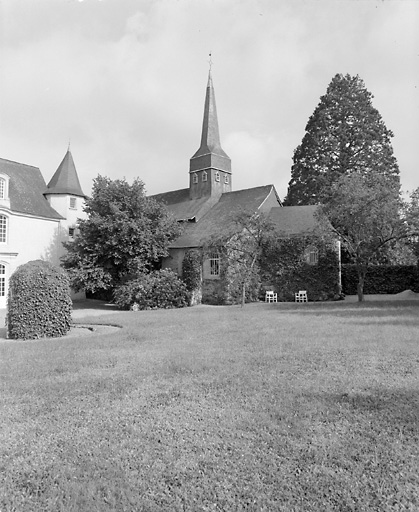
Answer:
[1, 300, 419, 511]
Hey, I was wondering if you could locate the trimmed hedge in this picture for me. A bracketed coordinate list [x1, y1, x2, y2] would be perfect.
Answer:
[113, 269, 189, 310]
[342, 264, 419, 295]
[7, 260, 72, 340]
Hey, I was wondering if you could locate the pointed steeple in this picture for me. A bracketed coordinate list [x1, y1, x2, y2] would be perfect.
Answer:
[189, 71, 232, 199]
[46, 149, 86, 197]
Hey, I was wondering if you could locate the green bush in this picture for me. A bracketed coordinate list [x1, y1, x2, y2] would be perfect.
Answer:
[181, 249, 202, 291]
[113, 269, 189, 310]
[7, 260, 72, 340]
[342, 264, 419, 295]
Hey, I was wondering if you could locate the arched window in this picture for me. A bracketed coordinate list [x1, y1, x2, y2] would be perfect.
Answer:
[192, 173, 198, 184]
[0, 216, 7, 243]
[224, 174, 229, 184]
[215, 171, 220, 182]
[202, 171, 208, 182]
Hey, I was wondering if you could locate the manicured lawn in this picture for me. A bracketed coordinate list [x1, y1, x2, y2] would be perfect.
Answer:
[1, 301, 418, 511]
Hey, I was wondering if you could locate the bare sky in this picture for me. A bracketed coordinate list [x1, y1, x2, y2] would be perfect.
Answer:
[1, 0, 418, 200]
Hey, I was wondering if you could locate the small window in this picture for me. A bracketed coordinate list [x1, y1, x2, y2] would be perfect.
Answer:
[305, 247, 319, 265]
[0, 216, 7, 243]
[192, 173, 198, 184]
[69, 197, 77, 209]
[215, 171, 220, 182]
[209, 252, 220, 276]
[202, 171, 208, 182]
[224, 174, 229, 184]
[0, 178, 5, 199]
[0, 264, 5, 297]
[68, 227, 75, 238]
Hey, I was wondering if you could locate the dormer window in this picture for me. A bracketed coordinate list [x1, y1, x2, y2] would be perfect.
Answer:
[202, 171, 208, 182]
[0, 174, 10, 207]
[215, 171, 220, 182]
[192, 173, 198, 184]
[69, 197, 77, 209]
[224, 174, 229, 184]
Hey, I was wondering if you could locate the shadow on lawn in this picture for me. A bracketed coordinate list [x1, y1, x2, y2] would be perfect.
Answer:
[316, 388, 419, 434]
[276, 300, 419, 319]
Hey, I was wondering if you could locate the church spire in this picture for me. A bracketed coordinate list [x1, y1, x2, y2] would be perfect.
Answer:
[189, 70, 232, 199]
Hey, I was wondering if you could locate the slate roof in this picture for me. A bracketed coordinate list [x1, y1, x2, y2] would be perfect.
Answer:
[45, 150, 86, 197]
[0, 158, 63, 219]
[150, 188, 220, 222]
[169, 185, 278, 248]
[268, 205, 320, 236]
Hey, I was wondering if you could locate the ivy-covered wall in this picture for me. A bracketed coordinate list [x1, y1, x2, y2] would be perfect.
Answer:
[260, 236, 341, 301]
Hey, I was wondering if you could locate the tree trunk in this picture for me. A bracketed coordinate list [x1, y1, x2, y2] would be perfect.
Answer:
[241, 282, 246, 308]
[357, 268, 366, 302]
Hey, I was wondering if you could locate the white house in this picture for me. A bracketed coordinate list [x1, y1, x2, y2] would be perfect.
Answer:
[0, 149, 86, 308]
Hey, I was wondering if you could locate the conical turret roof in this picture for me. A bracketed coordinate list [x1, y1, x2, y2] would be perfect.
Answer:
[45, 149, 86, 197]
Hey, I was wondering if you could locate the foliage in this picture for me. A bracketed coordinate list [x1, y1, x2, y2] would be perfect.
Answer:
[261, 235, 341, 301]
[7, 260, 72, 339]
[2, 303, 419, 511]
[181, 249, 202, 291]
[62, 176, 182, 293]
[113, 269, 189, 310]
[319, 172, 407, 301]
[284, 73, 400, 206]
[342, 264, 419, 295]
[204, 210, 274, 306]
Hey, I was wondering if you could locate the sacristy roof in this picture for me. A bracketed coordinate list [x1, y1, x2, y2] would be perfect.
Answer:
[267, 205, 321, 236]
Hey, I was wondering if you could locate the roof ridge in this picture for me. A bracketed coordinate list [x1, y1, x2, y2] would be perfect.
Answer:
[0, 157, 39, 170]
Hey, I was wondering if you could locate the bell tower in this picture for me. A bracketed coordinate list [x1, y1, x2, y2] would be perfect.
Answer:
[189, 71, 232, 200]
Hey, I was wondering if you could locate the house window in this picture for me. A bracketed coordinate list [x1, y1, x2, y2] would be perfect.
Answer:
[209, 252, 220, 276]
[69, 197, 77, 209]
[192, 173, 198, 184]
[215, 171, 220, 182]
[0, 178, 5, 199]
[0, 264, 5, 297]
[305, 247, 319, 265]
[68, 227, 75, 238]
[224, 174, 229, 184]
[202, 171, 208, 182]
[0, 216, 7, 243]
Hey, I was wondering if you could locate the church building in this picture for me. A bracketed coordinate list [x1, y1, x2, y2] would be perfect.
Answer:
[152, 72, 324, 302]
[0, 149, 87, 308]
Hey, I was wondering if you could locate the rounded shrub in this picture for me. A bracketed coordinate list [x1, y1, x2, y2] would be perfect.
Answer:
[7, 260, 72, 340]
[113, 269, 189, 310]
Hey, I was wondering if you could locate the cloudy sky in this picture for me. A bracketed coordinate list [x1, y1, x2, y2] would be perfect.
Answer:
[0, 0, 418, 200]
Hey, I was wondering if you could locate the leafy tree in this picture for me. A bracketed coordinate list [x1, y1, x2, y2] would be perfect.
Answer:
[319, 172, 407, 301]
[62, 176, 182, 293]
[285, 74, 400, 206]
[204, 210, 274, 307]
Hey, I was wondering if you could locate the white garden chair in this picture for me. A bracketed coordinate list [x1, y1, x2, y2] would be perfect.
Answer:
[295, 290, 308, 302]
[265, 291, 277, 303]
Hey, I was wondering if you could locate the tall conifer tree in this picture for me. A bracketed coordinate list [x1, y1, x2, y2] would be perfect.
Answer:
[284, 74, 400, 206]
